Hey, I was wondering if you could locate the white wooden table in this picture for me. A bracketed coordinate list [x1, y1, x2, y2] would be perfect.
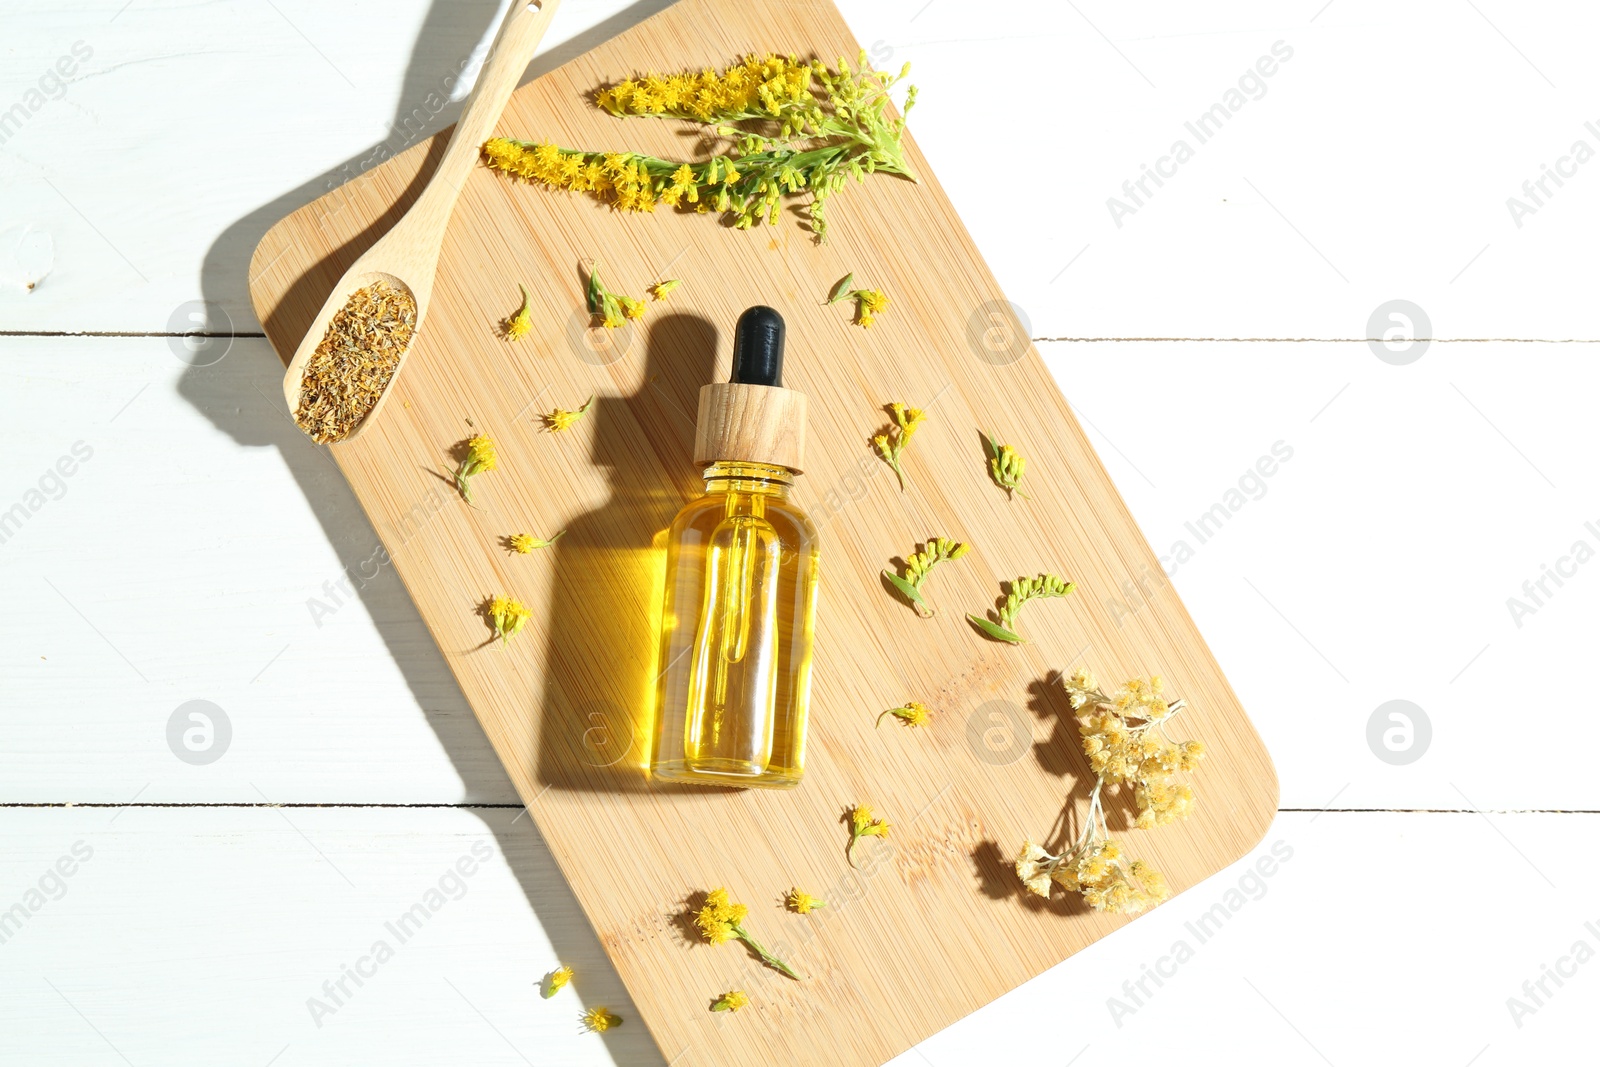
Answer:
[3, 1, 1595, 1063]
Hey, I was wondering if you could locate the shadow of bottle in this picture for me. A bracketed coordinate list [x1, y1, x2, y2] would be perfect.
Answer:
[534, 311, 748, 794]
[177, 3, 683, 1061]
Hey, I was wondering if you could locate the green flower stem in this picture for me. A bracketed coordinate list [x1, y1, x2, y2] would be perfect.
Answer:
[732, 923, 802, 980]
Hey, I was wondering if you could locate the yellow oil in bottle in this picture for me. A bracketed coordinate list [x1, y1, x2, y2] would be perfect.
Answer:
[651, 461, 818, 788]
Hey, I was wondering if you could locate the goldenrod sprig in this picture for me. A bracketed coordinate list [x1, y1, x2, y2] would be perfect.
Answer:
[876, 701, 932, 728]
[826, 273, 890, 328]
[486, 595, 532, 647]
[967, 573, 1075, 644]
[693, 888, 802, 980]
[883, 536, 968, 617]
[1015, 672, 1202, 913]
[872, 402, 924, 490]
[502, 285, 533, 340]
[984, 433, 1030, 499]
[586, 264, 645, 329]
[453, 435, 498, 505]
[710, 990, 749, 1013]
[543, 395, 595, 433]
[506, 531, 565, 554]
[845, 804, 890, 868]
[482, 51, 918, 242]
[648, 278, 680, 301]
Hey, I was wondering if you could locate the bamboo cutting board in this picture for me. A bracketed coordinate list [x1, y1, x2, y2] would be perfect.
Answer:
[248, 1, 1277, 1061]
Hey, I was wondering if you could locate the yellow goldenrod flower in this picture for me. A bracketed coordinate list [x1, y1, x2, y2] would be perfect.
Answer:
[486, 595, 532, 647]
[984, 433, 1030, 500]
[711, 989, 749, 1013]
[966, 573, 1073, 645]
[691, 888, 801, 979]
[872, 402, 924, 491]
[453, 435, 498, 505]
[648, 278, 680, 300]
[846, 804, 890, 867]
[883, 536, 969, 617]
[542, 395, 595, 433]
[542, 964, 573, 998]
[876, 701, 932, 728]
[508, 531, 565, 554]
[580, 1006, 621, 1033]
[483, 53, 918, 242]
[785, 887, 826, 914]
[502, 284, 533, 340]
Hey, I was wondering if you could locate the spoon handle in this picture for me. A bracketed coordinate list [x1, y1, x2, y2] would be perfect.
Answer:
[407, 0, 562, 246]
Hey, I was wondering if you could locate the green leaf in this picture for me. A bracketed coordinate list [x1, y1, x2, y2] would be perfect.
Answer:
[586, 265, 604, 314]
[883, 570, 931, 616]
[827, 272, 854, 304]
[966, 614, 1023, 644]
[982, 432, 1000, 463]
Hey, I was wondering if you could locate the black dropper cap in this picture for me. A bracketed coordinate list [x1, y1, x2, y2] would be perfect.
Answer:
[730, 305, 785, 387]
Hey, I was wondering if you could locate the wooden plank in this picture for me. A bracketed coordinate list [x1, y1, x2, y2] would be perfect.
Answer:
[245, 2, 1276, 1062]
[0, 807, 1590, 1065]
[5, 334, 1596, 813]
[7, 2, 1600, 339]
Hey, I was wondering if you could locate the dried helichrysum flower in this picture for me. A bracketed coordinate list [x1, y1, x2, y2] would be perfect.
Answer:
[1068, 672, 1203, 829]
[1014, 673, 1201, 912]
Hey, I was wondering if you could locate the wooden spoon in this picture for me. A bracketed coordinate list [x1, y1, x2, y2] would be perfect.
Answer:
[280, 0, 562, 442]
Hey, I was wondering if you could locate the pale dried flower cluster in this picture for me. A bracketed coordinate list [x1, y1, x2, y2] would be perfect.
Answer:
[1015, 672, 1203, 914]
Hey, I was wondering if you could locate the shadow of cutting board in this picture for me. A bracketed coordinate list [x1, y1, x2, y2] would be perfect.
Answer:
[248, 0, 1277, 1061]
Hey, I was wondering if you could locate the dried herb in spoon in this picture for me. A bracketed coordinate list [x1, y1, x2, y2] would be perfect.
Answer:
[293, 280, 417, 443]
